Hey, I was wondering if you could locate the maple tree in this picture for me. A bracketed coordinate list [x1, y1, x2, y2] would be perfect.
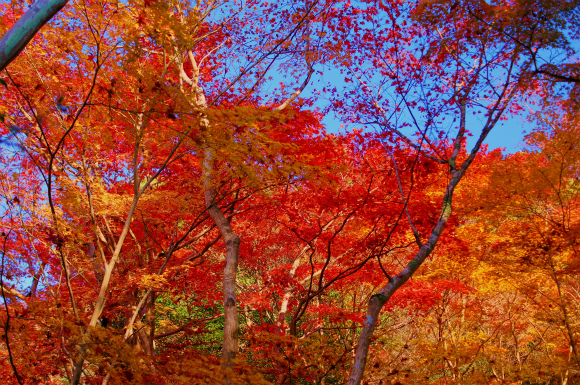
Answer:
[316, 0, 580, 382]
[0, 0, 326, 382]
[1, 0, 580, 384]
[457, 106, 580, 383]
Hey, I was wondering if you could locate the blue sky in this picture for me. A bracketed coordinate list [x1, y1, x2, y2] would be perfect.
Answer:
[293, 55, 532, 156]
[319, 111, 529, 155]
[469, 119, 528, 154]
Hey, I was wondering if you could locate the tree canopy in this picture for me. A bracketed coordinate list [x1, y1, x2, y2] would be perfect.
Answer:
[1, 0, 580, 384]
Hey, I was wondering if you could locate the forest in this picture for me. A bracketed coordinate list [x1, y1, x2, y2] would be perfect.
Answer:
[0, 0, 580, 384]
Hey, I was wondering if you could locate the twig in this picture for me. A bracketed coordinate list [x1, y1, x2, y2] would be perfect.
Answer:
[0, 230, 24, 385]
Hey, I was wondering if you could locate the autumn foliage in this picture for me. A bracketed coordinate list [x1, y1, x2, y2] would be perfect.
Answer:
[0, 0, 580, 384]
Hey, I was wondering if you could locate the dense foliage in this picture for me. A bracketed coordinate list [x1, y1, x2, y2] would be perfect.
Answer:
[1, 0, 580, 384]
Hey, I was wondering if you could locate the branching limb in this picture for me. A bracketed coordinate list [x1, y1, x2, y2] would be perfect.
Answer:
[0, 231, 24, 385]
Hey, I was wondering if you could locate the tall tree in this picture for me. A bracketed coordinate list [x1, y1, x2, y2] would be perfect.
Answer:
[0, 0, 324, 383]
[317, 0, 580, 382]
[2, 0, 580, 384]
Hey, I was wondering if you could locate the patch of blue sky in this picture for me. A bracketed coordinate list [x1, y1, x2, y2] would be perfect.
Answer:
[294, 58, 531, 155]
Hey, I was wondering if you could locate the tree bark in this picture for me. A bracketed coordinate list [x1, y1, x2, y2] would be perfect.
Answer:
[203, 147, 241, 364]
[347, 180, 457, 384]
[345, 58, 522, 382]
[180, 43, 242, 365]
[0, 0, 69, 71]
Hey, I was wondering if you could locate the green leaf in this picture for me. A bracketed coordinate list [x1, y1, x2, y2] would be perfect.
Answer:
[0, 79, 6, 89]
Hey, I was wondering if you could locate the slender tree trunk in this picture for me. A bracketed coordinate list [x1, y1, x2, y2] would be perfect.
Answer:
[550, 254, 580, 369]
[0, 0, 69, 71]
[203, 147, 241, 363]
[29, 262, 45, 298]
[276, 246, 310, 333]
[345, 70, 521, 383]
[347, 171, 461, 385]
[181, 41, 242, 365]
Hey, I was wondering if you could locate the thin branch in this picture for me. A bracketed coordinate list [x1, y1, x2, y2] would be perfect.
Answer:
[0, 231, 24, 385]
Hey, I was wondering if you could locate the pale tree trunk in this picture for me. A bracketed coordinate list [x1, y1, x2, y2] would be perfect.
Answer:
[0, 0, 69, 71]
[347, 134, 466, 385]
[276, 245, 311, 333]
[275, 216, 338, 333]
[179, 45, 242, 364]
[347, 215, 453, 384]
[71, 196, 142, 385]
[71, 95, 175, 384]
[172, 0, 315, 364]
[347, 75, 521, 383]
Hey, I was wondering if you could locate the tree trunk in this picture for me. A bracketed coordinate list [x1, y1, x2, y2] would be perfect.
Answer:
[203, 147, 241, 364]
[347, 172, 460, 385]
